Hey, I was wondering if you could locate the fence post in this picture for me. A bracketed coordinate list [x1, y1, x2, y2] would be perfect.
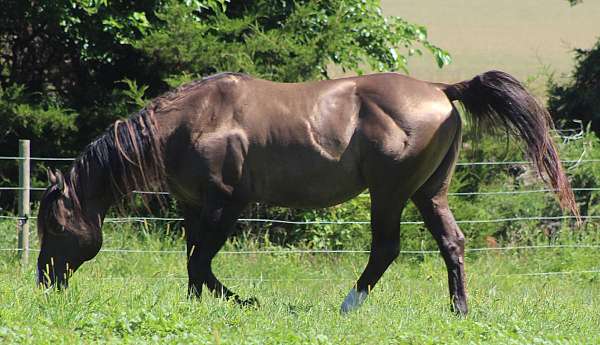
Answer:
[18, 139, 30, 266]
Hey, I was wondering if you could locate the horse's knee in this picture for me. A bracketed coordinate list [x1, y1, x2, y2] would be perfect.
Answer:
[187, 255, 211, 279]
[387, 243, 400, 260]
[454, 231, 465, 251]
[426, 204, 464, 259]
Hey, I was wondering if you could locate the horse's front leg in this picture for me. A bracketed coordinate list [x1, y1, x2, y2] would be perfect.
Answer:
[182, 195, 251, 304]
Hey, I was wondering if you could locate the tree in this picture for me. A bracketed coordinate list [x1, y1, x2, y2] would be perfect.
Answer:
[548, 41, 600, 131]
[0, 0, 169, 208]
[548, 0, 600, 132]
[0, 0, 449, 210]
[134, 0, 451, 85]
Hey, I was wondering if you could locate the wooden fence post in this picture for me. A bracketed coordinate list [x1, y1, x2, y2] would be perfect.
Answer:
[18, 139, 30, 266]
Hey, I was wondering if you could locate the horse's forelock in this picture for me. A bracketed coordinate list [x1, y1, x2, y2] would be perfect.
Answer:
[37, 187, 60, 244]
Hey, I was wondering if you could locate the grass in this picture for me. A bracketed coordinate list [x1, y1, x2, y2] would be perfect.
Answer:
[0, 221, 599, 344]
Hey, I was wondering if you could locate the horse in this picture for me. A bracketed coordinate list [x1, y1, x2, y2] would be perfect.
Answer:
[37, 71, 579, 315]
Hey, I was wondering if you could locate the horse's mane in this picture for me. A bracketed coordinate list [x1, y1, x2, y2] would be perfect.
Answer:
[67, 72, 250, 213]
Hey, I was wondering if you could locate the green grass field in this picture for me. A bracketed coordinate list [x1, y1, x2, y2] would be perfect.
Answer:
[1, 222, 599, 344]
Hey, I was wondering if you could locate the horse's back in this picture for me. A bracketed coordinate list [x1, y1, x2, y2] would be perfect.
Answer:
[164, 73, 459, 207]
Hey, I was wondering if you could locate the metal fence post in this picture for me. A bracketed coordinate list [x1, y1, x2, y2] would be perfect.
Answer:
[18, 139, 30, 266]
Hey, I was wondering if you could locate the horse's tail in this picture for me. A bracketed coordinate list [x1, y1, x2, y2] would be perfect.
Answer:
[439, 70, 580, 222]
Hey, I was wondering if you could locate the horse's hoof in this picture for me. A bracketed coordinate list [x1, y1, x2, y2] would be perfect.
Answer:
[237, 296, 260, 308]
[340, 288, 368, 314]
[451, 301, 468, 317]
[187, 285, 202, 300]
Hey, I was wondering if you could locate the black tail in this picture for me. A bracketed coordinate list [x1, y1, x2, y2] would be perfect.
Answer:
[442, 70, 580, 221]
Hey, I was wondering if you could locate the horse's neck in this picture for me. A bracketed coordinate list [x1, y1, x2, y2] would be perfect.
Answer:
[68, 163, 111, 227]
[71, 110, 169, 224]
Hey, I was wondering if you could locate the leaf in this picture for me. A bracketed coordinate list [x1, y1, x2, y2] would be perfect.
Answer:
[433, 49, 452, 68]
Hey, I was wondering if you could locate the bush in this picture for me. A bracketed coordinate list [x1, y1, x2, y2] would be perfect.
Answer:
[548, 39, 600, 132]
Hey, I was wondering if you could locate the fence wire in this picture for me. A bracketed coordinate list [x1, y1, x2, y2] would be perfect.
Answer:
[3, 156, 600, 167]
[0, 213, 599, 226]
[89, 269, 600, 282]
[2, 150, 599, 265]
[101, 214, 597, 225]
[1, 244, 599, 255]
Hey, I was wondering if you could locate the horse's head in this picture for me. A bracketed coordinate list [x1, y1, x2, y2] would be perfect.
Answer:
[37, 168, 102, 289]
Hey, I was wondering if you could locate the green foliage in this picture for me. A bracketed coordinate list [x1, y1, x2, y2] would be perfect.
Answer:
[134, 0, 450, 83]
[118, 79, 150, 108]
[240, 198, 371, 250]
[548, 40, 600, 133]
[0, 83, 77, 208]
[0, 84, 76, 141]
[0, 0, 167, 207]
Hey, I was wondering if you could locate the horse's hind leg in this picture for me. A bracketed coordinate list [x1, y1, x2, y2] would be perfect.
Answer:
[340, 189, 406, 313]
[182, 190, 252, 305]
[412, 193, 467, 315]
[411, 127, 468, 315]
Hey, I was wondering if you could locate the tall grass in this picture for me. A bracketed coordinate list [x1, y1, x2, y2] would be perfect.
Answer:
[0, 218, 599, 344]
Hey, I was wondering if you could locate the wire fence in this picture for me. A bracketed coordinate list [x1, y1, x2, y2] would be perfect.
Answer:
[4, 186, 600, 197]
[2, 154, 600, 198]
[86, 269, 600, 282]
[100, 214, 598, 225]
[7, 242, 599, 281]
[0, 213, 599, 225]
[3, 155, 600, 166]
[2, 143, 600, 280]
[1, 243, 599, 255]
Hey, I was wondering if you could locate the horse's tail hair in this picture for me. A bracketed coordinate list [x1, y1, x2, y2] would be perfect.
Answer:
[440, 70, 580, 222]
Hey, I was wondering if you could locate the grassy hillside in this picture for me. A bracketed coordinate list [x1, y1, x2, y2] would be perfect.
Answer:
[382, 0, 600, 87]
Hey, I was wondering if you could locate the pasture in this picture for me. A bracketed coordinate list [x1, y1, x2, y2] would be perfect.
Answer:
[383, 0, 600, 91]
[1, 1, 600, 344]
[1, 220, 599, 344]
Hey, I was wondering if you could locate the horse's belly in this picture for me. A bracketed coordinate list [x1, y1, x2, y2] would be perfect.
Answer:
[244, 149, 365, 208]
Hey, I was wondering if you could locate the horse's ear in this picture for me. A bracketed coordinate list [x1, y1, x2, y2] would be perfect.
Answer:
[47, 167, 57, 185]
[48, 168, 67, 195]
[55, 170, 67, 195]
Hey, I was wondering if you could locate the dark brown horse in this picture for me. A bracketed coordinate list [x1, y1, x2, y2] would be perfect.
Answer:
[37, 71, 579, 315]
